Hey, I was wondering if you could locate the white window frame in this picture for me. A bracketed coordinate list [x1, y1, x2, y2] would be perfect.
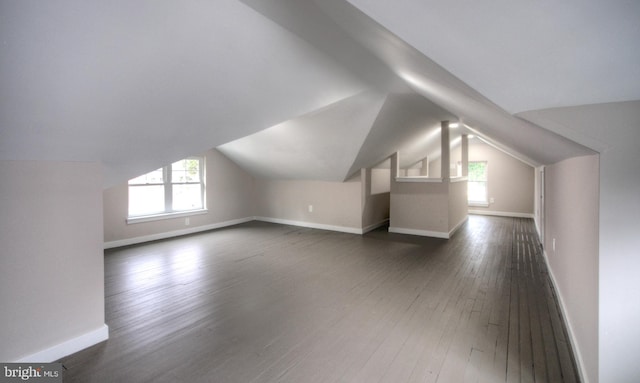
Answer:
[468, 160, 489, 207]
[127, 157, 207, 224]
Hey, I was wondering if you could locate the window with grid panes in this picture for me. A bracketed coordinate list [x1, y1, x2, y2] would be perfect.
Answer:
[468, 161, 488, 206]
[128, 157, 205, 217]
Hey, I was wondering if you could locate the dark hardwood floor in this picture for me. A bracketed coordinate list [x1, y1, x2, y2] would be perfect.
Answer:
[60, 215, 580, 382]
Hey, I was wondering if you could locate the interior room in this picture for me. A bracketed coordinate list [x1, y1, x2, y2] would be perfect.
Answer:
[1, 1, 638, 382]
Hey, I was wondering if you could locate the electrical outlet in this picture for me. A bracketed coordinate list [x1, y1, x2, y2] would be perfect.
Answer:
[308, 205, 313, 213]
[185, 217, 190, 226]
[552, 238, 556, 251]
[489, 197, 495, 204]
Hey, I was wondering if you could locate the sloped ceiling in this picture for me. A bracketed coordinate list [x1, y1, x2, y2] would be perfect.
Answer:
[314, 0, 599, 167]
[1, 0, 637, 186]
[218, 91, 387, 181]
[343, 0, 640, 114]
[346, 93, 456, 177]
[0, 0, 368, 186]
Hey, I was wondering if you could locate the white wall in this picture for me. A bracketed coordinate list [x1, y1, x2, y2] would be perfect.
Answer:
[448, 180, 468, 233]
[361, 168, 390, 232]
[469, 140, 535, 216]
[390, 181, 449, 235]
[103, 148, 391, 242]
[519, 100, 640, 383]
[389, 153, 451, 237]
[595, 113, 640, 383]
[428, 157, 442, 178]
[253, 175, 364, 232]
[370, 168, 390, 194]
[103, 149, 255, 246]
[544, 154, 599, 383]
[0, 160, 106, 362]
[534, 167, 543, 237]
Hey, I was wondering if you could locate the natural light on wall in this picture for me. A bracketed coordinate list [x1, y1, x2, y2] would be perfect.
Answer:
[128, 157, 205, 218]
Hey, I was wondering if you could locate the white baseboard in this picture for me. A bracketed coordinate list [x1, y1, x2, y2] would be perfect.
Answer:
[541, 250, 588, 383]
[362, 219, 389, 234]
[254, 216, 363, 235]
[104, 217, 254, 249]
[448, 216, 468, 237]
[388, 226, 449, 239]
[105, 216, 389, 249]
[534, 216, 542, 239]
[16, 324, 109, 363]
[389, 219, 467, 239]
[468, 209, 534, 219]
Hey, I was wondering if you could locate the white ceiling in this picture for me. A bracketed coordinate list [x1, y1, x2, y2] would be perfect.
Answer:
[218, 91, 387, 181]
[1, 0, 636, 186]
[344, 0, 640, 114]
[346, 93, 456, 177]
[0, 0, 367, 185]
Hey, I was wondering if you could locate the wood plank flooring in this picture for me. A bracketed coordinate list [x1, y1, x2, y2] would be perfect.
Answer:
[60, 216, 580, 382]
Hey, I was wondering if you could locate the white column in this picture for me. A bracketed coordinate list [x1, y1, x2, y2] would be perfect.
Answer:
[461, 134, 469, 177]
[390, 152, 399, 180]
[441, 121, 450, 180]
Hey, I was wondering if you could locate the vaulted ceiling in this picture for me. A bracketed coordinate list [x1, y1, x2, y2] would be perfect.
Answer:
[1, 0, 638, 186]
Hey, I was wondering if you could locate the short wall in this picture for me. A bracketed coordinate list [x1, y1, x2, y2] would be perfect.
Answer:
[448, 180, 468, 234]
[0, 161, 106, 362]
[390, 181, 449, 236]
[253, 175, 363, 232]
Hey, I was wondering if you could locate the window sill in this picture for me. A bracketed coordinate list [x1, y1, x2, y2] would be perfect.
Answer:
[127, 209, 208, 225]
[468, 202, 489, 208]
[394, 176, 468, 183]
[395, 177, 443, 183]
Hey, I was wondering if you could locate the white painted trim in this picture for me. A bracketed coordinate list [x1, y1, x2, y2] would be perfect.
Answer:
[448, 215, 468, 237]
[541, 250, 588, 383]
[127, 209, 208, 224]
[254, 216, 363, 235]
[395, 177, 443, 183]
[16, 324, 109, 363]
[362, 219, 389, 234]
[449, 176, 468, 183]
[534, 216, 542, 239]
[468, 209, 534, 219]
[106, 216, 386, 249]
[104, 217, 254, 249]
[388, 226, 449, 239]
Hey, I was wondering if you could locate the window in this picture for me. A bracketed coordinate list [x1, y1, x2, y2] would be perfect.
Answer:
[128, 157, 205, 219]
[468, 161, 488, 206]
